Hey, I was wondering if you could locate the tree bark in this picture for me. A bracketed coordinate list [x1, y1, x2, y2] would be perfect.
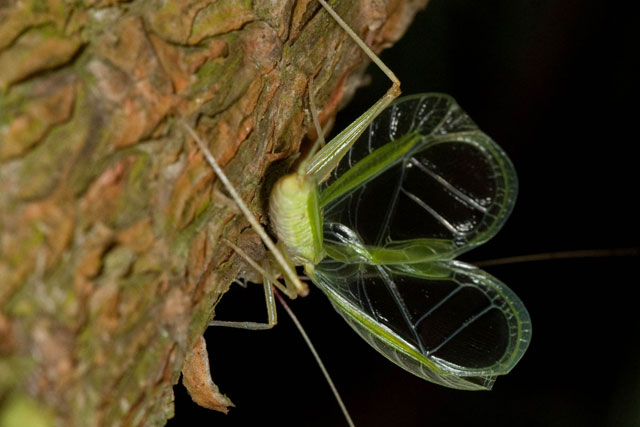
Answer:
[0, 0, 427, 425]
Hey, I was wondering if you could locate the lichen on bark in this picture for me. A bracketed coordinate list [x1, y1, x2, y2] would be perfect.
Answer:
[0, 0, 428, 425]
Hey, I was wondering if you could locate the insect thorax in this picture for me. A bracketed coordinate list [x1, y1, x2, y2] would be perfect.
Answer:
[269, 173, 324, 266]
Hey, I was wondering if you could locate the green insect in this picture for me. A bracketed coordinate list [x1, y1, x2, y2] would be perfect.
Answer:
[306, 91, 530, 390]
[181, 0, 531, 419]
[266, 86, 531, 390]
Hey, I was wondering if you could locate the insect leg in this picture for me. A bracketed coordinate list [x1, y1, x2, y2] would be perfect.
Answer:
[305, 0, 402, 182]
[305, 78, 327, 162]
[180, 119, 308, 297]
[208, 240, 279, 330]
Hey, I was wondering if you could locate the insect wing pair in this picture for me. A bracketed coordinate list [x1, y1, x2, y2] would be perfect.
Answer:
[309, 93, 531, 390]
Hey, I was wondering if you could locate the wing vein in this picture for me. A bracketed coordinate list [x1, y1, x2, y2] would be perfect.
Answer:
[409, 157, 488, 213]
[377, 266, 426, 354]
[414, 285, 465, 331]
[429, 305, 494, 356]
[375, 163, 406, 245]
[400, 187, 463, 236]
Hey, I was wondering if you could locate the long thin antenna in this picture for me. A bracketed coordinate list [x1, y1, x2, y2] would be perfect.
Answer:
[180, 119, 308, 297]
[274, 289, 355, 427]
[473, 247, 639, 267]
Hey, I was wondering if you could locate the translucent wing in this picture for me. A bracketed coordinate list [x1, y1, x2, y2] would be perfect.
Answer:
[320, 93, 517, 262]
[310, 93, 529, 389]
[310, 246, 531, 390]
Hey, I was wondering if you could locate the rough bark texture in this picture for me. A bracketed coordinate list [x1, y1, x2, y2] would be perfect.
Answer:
[0, 0, 427, 425]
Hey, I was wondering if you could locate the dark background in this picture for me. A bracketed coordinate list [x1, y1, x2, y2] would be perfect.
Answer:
[169, 0, 638, 425]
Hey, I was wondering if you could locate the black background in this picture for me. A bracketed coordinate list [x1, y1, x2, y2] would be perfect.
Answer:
[168, 1, 638, 425]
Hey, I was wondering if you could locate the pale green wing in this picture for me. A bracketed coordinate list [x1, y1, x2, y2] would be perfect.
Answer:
[319, 93, 517, 263]
[311, 93, 528, 389]
[309, 253, 531, 390]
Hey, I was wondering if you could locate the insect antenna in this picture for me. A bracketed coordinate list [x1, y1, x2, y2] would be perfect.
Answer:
[472, 247, 639, 267]
[273, 288, 356, 427]
[180, 119, 307, 297]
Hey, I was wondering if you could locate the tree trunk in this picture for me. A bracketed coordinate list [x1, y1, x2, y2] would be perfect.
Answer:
[0, 0, 427, 425]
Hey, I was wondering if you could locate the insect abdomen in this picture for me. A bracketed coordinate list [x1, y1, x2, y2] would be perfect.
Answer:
[269, 173, 323, 266]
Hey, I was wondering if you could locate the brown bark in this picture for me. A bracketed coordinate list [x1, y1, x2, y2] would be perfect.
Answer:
[0, 0, 427, 425]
